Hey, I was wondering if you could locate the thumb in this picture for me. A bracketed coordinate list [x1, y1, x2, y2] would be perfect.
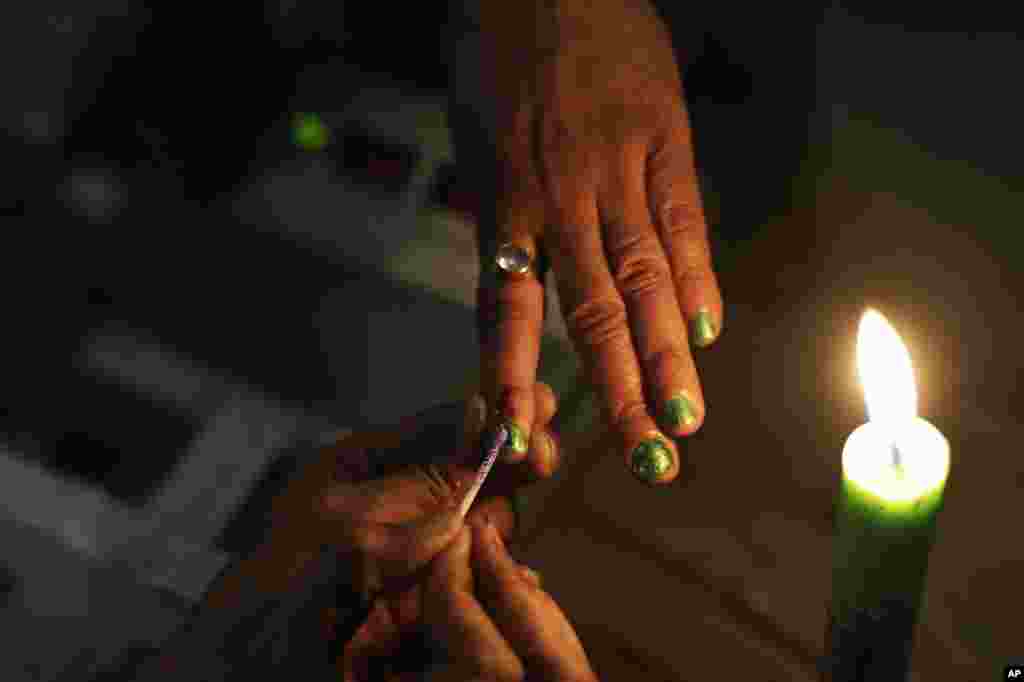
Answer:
[372, 507, 465, 586]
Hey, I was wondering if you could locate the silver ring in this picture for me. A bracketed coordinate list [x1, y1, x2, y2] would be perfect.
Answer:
[494, 242, 534, 276]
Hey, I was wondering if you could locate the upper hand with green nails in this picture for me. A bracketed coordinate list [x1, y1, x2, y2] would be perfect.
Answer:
[451, 0, 722, 484]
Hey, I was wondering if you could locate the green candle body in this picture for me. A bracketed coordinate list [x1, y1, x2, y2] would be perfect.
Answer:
[832, 470, 944, 624]
[827, 417, 950, 681]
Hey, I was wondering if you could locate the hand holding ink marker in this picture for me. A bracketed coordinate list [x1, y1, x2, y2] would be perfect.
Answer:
[458, 424, 509, 520]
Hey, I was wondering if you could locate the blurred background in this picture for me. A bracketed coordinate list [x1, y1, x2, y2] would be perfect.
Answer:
[1, 1, 1020, 680]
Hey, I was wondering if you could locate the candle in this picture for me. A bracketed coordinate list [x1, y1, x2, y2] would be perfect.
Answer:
[825, 309, 951, 681]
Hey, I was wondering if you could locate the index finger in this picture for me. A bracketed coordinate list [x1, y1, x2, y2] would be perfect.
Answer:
[476, 188, 547, 470]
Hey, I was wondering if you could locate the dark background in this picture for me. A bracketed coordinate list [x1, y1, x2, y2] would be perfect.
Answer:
[1, 1, 1021, 679]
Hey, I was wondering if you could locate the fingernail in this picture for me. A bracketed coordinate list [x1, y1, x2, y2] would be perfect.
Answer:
[630, 437, 674, 484]
[502, 420, 529, 456]
[689, 308, 718, 348]
[663, 392, 698, 432]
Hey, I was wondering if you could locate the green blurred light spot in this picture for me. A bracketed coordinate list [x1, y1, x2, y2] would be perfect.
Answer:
[292, 113, 329, 152]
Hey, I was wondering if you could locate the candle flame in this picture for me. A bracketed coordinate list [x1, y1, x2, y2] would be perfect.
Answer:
[856, 309, 918, 427]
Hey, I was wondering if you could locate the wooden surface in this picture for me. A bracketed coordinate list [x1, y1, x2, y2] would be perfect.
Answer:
[505, 118, 1022, 681]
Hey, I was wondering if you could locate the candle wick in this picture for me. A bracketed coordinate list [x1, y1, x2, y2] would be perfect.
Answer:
[891, 443, 903, 472]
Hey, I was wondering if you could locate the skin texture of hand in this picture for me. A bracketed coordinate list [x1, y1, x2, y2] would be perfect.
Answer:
[451, 0, 722, 485]
[417, 517, 598, 682]
[199, 384, 559, 681]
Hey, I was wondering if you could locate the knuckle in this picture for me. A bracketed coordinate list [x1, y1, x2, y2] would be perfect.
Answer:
[564, 296, 629, 350]
[610, 251, 667, 296]
[659, 199, 708, 243]
[608, 237, 672, 298]
[609, 398, 648, 432]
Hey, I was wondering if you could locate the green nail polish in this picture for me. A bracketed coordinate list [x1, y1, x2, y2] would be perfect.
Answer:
[690, 309, 717, 348]
[663, 393, 698, 431]
[503, 421, 529, 454]
[631, 438, 673, 483]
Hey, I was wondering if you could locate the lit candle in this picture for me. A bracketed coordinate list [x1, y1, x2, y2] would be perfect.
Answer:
[825, 309, 951, 681]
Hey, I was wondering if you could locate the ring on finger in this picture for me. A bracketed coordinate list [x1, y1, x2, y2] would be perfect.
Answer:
[493, 241, 536, 277]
